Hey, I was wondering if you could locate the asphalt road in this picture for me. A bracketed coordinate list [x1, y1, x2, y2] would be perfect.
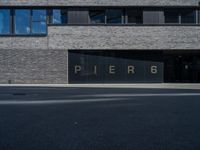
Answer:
[0, 87, 200, 150]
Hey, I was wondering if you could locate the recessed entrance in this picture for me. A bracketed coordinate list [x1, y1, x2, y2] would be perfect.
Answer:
[164, 51, 200, 83]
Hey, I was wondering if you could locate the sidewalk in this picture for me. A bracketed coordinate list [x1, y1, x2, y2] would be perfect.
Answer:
[0, 84, 200, 89]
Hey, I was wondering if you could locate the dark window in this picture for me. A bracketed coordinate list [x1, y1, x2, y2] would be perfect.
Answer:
[181, 10, 196, 24]
[68, 8, 88, 24]
[32, 10, 47, 34]
[89, 10, 105, 24]
[106, 9, 123, 24]
[164, 9, 179, 23]
[0, 9, 11, 34]
[52, 9, 68, 24]
[127, 9, 143, 24]
[15, 9, 31, 34]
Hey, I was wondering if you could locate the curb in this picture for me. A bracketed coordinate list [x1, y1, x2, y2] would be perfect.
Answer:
[0, 84, 200, 89]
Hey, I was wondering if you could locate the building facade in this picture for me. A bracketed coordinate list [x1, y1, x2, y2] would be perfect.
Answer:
[0, 0, 200, 84]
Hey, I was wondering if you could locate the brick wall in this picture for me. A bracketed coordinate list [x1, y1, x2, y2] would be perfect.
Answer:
[0, 0, 199, 6]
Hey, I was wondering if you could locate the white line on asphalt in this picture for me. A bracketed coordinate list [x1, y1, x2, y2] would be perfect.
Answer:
[0, 93, 200, 105]
[0, 98, 126, 105]
[71, 93, 200, 98]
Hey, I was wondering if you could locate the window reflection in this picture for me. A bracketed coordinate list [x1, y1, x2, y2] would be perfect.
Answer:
[0, 9, 10, 34]
[32, 10, 47, 34]
[89, 10, 105, 24]
[52, 9, 68, 24]
[107, 9, 123, 24]
[181, 10, 196, 24]
[15, 9, 31, 34]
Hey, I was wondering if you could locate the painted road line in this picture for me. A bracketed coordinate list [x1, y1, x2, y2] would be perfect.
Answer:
[0, 98, 128, 105]
[0, 93, 200, 105]
[70, 93, 200, 98]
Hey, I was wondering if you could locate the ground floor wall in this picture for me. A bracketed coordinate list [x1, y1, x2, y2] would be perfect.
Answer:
[0, 49, 68, 84]
[0, 49, 200, 84]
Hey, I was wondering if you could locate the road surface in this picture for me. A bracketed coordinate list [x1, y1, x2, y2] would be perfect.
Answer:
[0, 87, 200, 150]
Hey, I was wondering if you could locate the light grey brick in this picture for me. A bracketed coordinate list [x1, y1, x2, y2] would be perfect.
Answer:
[48, 0, 200, 6]
[0, 49, 68, 84]
[0, 0, 48, 6]
[0, 0, 199, 6]
[48, 26, 200, 50]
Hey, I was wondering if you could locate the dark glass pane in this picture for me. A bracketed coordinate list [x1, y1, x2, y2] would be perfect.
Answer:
[15, 9, 31, 34]
[32, 22, 46, 34]
[89, 10, 105, 24]
[181, 10, 196, 24]
[165, 9, 179, 23]
[107, 9, 122, 24]
[0, 9, 10, 34]
[32, 9, 46, 21]
[52, 9, 68, 24]
[127, 9, 143, 24]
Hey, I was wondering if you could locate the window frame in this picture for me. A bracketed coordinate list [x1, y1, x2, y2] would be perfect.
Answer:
[0, 8, 47, 36]
[0, 9, 12, 35]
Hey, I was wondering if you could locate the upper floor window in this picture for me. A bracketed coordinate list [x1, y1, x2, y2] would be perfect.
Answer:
[15, 9, 31, 34]
[0, 9, 11, 34]
[52, 9, 68, 24]
[32, 10, 47, 34]
[106, 9, 123, 24]
[164, 9, 179, 23]
[127, 9, 143, 24]
[165, 9, 196, 24]
[89, 10, 105, 24]
[14, 9, 47, 35]
[181, 10, 196, 24]
[0, 7, 199, 36]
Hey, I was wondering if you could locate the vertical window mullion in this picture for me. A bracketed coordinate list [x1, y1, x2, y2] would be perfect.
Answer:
[121, 9, 123, 24]
[13, 9, 15, 34]
[197, 9, 200, 24]
[196, 9, 198, 24]
[125, 9, 128, 24]
[30, 9, 32, 34]
[45, 9, 48, 34]
[179, 12, 181, 24]
[105, 9, 107, 24]
[11, 9, 13, 34]
[122, 8, 126, 24]
[47, 9, 52, 24]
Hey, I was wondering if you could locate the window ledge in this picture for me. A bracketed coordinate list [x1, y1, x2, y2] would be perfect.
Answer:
[0, 34, 48, 37]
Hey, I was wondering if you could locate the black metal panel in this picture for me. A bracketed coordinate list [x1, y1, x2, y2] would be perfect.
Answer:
[144, 51, 164, 82]
[68, 50, 164, 83]
[103, 51, 125, 83]
[125, 51, 145, 83]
